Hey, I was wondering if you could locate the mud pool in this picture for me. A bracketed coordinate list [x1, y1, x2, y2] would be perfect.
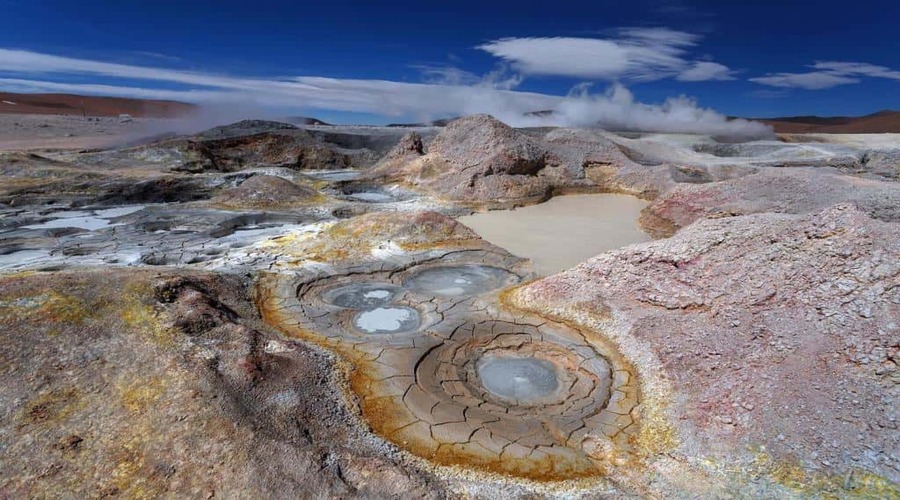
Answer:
[458, 194, 651, 275]
[477, 356, 561, 402]
[258, 249, 639, 481]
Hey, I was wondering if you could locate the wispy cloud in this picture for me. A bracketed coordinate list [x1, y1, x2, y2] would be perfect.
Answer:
[749, 71, 860, 90]
[812, 61, 900, 81]
[133, 51, 182, 62]
[676, 61, 735, 81]
[0, 47, 770, 137]
[476, 28, 733, 82]
[411, 64, 522, 90]
[748, 88, 790, 99]
[750, 60, 900, 89]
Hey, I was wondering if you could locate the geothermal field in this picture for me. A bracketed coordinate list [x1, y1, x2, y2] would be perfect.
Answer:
[0, 109, 898, 498]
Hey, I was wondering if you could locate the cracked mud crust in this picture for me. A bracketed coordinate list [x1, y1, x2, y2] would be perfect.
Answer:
[256, 240, 647, 484]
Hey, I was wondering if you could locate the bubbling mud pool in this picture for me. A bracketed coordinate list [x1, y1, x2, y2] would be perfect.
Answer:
[258, 252, 641, 481]
[458, 194, 651, 275]
[352, 306, 420, 334]
[477, 356, 560, 402]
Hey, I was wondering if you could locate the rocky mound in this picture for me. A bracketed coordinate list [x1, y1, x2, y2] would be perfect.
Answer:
[508, 204, 899, 496]
[258, 211, 485, 267]
[369, 114, 639, 206]
[0, 152, 219, 207]
[108, 120, 412, 174]
[171, 132, 354, 173]
[194, 119, 300, 139]
[211, 175, 320, 209]
[640, 167, 900, 237]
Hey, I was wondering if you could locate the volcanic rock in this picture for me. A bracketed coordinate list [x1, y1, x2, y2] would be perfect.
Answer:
[370, 114, 639, 206]
[508, 204, 899, 496]
[172, 132, 354, 173]
[641, 167, 900, 237]
[212, 175, 319, 209]
[259, 210, 485, 267]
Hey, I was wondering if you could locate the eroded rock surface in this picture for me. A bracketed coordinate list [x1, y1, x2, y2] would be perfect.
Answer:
[370, 114, 642, 206]
[211, 174, 321, 209]
[641, 167, 900, 237]
[0, 270, 446, 498]
[509, 204, 899, 496]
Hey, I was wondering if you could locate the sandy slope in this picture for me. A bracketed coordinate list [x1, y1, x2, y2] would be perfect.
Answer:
[0, 92, 196, 118]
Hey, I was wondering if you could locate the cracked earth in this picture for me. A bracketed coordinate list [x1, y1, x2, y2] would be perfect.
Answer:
[258, 250, 640, 481]
[1, 115, 898, 498]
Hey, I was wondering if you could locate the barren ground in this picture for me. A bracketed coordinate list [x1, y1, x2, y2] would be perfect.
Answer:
[0, 112, 897, 498]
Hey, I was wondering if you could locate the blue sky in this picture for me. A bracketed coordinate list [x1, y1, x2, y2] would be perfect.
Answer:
[0, 0, 898, 126]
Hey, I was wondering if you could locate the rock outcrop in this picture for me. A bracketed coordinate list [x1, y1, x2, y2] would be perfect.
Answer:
[641, 167, 900, 237]
[172, 132, 354, 173]
[370, 114, 641, 206]
[211, 174, 320, 209]
[509, 204, 899, 496]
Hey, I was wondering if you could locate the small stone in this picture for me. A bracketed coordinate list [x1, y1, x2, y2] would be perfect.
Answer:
[264, 340, 295, 354]
[57, 434, 83, 450]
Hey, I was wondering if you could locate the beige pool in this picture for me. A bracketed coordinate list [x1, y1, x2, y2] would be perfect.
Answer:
[458, 194, 651, 276]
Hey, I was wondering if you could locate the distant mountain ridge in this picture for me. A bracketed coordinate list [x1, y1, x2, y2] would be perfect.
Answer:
[0, 92, 197, 118]
[754, 110, 900, 134]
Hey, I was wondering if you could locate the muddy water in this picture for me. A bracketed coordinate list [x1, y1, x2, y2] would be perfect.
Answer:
[458, 194, 651, 276]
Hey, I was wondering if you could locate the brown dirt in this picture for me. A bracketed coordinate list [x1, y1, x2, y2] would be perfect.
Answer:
[0, 92, 196, 118]
[758, 110, 900, 134]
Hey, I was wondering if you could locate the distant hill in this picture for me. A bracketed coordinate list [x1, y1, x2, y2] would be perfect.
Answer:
[755, 110, 900, 134]
[0, 92, 197, 118]
[386, 118, 455, 128]
[284, 116, 333, 126]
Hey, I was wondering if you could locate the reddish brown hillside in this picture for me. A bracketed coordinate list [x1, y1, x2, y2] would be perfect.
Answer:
[0, 92, 197, 118]
[758, 110, 900, 133]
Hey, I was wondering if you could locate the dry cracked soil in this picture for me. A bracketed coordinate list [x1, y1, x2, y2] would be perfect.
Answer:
[0, 113, 897, 498]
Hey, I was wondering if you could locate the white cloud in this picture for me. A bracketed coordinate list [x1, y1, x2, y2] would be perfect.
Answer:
[749, 72, 860, 90]
[0, 48, 771, 138]
[812, 61, 900, 81]
[0, 77, 229, 101]
[477, 28, 732, 82]
[133, 51, 182, 62]
[413, 64, 481, 86]
[750, 60, 900, 89]
[677, 61, 735, 82]
[0, 49, 250, 89]
[412, 63, 522, 90]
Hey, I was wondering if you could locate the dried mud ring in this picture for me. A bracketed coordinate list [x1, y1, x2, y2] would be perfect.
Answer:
[400, 263, 520, 298]
[256, 254, 640, 482]
[379, 318, 639, 481]
[293, 276, 440, 345]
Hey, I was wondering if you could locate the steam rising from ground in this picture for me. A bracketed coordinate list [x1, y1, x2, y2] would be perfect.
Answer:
[166, 82, 772, 140]
[530, 84, 773, 138]
[0, 48, 772, 139]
